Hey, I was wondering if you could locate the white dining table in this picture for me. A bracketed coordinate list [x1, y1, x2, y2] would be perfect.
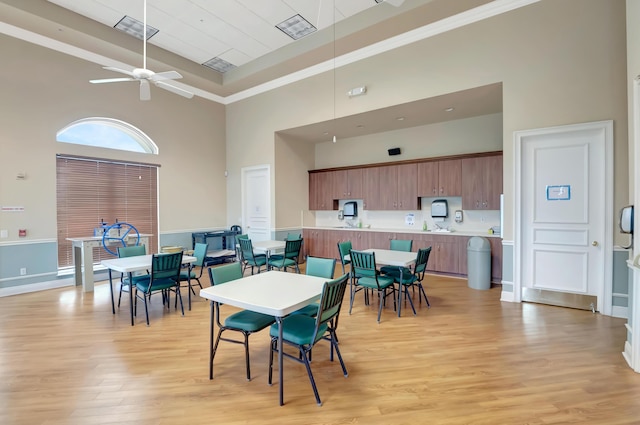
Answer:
[199, 270, 326, 406]
[251, 239, 286, 257]
[347, 248, 417, 317]
[101, 253, 196, 326]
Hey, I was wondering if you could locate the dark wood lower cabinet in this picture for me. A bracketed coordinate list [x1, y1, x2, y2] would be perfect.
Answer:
[303, 229, 502, 282]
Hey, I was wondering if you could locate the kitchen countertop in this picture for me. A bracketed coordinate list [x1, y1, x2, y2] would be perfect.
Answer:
[306, 226, 502, 238]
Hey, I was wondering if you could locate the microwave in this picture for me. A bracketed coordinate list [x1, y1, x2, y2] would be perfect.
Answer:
[343, 201, 358, 218]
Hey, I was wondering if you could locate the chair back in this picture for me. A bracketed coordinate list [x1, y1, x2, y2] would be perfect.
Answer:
[208, 262, 243, 285]
[238, 238, 259, 262]
[337, 241, 352, 265]
[285, 232, 302, 241]
[414, 247, 432, 278]
[313, 273, 349, 340]
[390, 239, 413, 252]
[283, 238, 303, 260]
[192, 242, 208, 267]
[306, 257, 336, 279]
[349, 250, 378, 278]
[148, 252, 183, 291]
[117, 244, 146, 258]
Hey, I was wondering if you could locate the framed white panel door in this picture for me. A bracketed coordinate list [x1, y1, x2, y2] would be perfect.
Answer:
[242, 165, 271, 242]
[515, 121, 613, 313]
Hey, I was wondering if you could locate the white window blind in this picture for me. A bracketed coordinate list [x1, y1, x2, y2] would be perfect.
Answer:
[56, 155, 158, 268]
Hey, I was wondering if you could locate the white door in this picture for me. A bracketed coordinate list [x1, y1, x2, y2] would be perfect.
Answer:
[516, 121, 612, 313]
[242, 165, 271, 242]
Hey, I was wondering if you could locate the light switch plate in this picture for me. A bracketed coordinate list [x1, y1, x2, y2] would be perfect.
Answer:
[0, 229, 7, 238]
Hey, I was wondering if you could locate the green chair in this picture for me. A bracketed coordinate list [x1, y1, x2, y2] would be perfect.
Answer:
[383, 247, 432, 316]
[380, 239, 413, 275]
[235, 234, 249, 269]
[178, 242, 208, 310]
[349, 250, 397, 323]
[291, 257, 336, 317]
[337, 241, 352, 275]
[285, 232, 302, 241]
[134, 252, 184, 326]
[238, 238, 267, 274]
[268, 238, 303, 273]
[207, 263, 275, 381]
[117, 245, 147, 308]
[268, 273, 350, 406]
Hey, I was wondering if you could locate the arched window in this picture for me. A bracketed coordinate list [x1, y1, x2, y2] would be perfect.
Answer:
[56, 117, 158, 154]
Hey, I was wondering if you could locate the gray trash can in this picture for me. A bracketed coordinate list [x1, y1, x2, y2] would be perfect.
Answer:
[467, 236, 491, 290]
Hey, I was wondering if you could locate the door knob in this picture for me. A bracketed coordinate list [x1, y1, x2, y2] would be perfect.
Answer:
[592, 241, 598, 246]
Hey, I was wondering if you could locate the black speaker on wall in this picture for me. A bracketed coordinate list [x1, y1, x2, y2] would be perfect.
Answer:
[388, 147, 401, 156]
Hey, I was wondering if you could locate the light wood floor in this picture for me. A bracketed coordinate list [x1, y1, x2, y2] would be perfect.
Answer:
[2, 265, 640, 425]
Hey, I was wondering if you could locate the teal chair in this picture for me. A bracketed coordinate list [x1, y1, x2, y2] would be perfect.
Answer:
[380, 239, 413, 275]
[285, 232, 302, 241]
[383, 247, 432, 316]
[178, 242, 208, 310]
[291, 257, 336, 317]
[238, 238, 267, 274]
[268, 238, 303, 273]
[235, 234, 249, 270]
[268, 273, 350, 406]
[117, 245, 147, 308]
[349, 250, 396, 323]
[207, 263, 275, 381]
[337, 241, 352, 275]
[134, 252, 184, 326]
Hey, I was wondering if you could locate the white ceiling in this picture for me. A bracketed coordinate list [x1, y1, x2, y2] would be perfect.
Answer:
[47, 0, 386, 70]
[0, 0, 529, 141]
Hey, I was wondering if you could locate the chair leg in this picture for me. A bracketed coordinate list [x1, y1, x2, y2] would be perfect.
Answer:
[176, 285, 184, 316]
[144, 294, 150, 326]
[349, 281, 356, 315]
[330, 330, 348, 377]
[404, 284, 417, 315]
[301, 347, 322, 406]
[243, 332, 251, 381]
[418, 283, 430, 307]
[377, 290, 384, 323]
[118, 283, 124, 308]
[268, 337, 277, 385]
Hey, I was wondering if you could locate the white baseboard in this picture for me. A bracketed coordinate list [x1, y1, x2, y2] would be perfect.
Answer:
[0, 278, 75, 297]
[611, 305, 628, 319]
[500, 289, 516, 302]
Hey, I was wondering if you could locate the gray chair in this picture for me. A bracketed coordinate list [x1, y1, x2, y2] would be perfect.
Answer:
[207, 263, 275, 380]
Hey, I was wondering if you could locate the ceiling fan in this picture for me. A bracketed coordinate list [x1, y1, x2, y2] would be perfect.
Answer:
[89, 0, 193, 101]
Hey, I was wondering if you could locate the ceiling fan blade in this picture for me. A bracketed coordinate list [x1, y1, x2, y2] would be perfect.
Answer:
[90, 77, 136, 84]
[151, 70, 182, 81]
[155, 81, 194, 99]
[103, 66, 136, 77]
[140, 80, 151, 101]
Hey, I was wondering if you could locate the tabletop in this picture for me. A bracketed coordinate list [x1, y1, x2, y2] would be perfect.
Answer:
[251, 240, 286, 253]
[101, 254, 196, 273]
[347, 248, 416, 267]
[199, 271, 326, 317]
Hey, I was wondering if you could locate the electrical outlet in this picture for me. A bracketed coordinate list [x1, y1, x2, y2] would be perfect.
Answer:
[20, 268, 27, 276]
[0, 229, 7, 238]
